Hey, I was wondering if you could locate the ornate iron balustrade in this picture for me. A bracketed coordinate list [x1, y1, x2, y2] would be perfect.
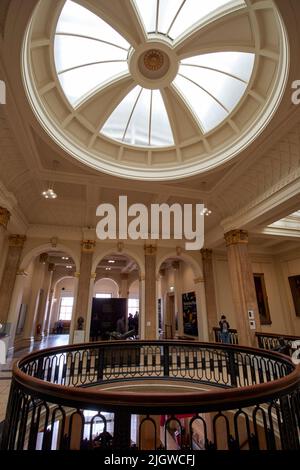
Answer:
[256, 332, 300, 356]
[213, 327, 239, 344]
[1, 340, 300, 450]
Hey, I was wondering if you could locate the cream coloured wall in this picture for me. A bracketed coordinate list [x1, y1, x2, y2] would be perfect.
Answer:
[50, 277, 76, 331]
[213, 251, 300, 337]
[277, 252, 300, 335]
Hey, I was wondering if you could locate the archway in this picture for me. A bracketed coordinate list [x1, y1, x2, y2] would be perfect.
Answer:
[89, 252, 140, 341]
[157, 253, 208, 341]
[11, 247, 77, 350]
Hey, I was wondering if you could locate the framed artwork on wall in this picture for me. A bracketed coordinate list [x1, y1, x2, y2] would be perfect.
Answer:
[253, 273, 271, 325]
[288, 275, 300, 317]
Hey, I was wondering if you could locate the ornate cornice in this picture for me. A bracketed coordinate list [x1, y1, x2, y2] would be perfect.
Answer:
[8, 234, 26, 247]
[0, 206, 10, 229]
[81, 239, 96, 252]
[224, 229, 248, 246]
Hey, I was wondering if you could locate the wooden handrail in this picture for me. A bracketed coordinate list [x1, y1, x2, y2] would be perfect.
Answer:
[12, 340, 300, 414]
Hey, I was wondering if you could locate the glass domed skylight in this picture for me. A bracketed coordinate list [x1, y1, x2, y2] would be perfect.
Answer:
[54, 0, 254, 147]
[24, 0, 288, 179]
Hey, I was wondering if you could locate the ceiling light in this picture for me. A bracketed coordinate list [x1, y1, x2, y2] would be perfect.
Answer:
[42, 160, 58, 199]
[105, 267, 111, 271]
[108, 260, 115, 263]
[62, 256, 69, 260]
[200, 207, 212, 216]
[42, 188, 57, 199]
[66, 265, 72, 269]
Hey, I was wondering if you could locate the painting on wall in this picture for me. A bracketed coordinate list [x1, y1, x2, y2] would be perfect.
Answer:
[288, 275, 300, 316]
[182, 291, 198, 336]
[253, 273, 271, 325]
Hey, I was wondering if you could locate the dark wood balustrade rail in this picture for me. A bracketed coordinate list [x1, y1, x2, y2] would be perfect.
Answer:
[2, 340, 300, 451]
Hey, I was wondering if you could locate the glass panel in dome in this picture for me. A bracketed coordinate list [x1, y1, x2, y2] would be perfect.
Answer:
[169, 0, 244, 39]
[179, 64, 247, 111]
[54, 36, 128, 73]
[123, 88, 151, 146]
[101, 86, 142, 141]
[56, 0, 129, 49]
[181, 52, 254, 82]
[151, 91, 174, 146]
[58, 62, 129, 105]
[134, 0, 157, 33]
[173, 74, 228, 132]
[157, 0, 184, 35]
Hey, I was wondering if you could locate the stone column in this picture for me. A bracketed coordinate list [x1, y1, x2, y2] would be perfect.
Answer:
[201, 249, 218, 341]
[224, 229, 261, 346]
[35, 262, 55, 339]
[0, 207, 10, 264]
[73, 240, 95, 341]
[139, 274, 145, 339]
[194, 276, 209, 342]
[119, 273, 129, 298]
[0, 234, 26, 323]
[172, 261, 181, 336]
[44, 286, 54, 336]
[144, 245, 157, 340]
[23, 257, 47, 341]
[6, 270, 28, 350]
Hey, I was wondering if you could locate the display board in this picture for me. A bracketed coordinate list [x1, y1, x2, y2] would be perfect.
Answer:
[90, 298, 127, 340]
[182, 291, 198, 336]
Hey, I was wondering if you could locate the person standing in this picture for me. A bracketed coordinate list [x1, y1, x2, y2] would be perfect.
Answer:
[219, 315, 230, 344]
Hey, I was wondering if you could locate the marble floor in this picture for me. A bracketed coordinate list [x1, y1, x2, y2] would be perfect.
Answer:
[0, 334, 69, 423]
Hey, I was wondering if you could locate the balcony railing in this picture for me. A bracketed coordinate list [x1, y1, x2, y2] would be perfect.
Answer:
[212, 327, 239, 344]
[1, 340, 300, 450]
[256, 332, 300, 356]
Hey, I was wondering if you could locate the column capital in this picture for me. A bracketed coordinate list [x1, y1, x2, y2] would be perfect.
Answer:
[172, 260, 180, 270]
[48, 263, 55, 272]
[200, 248, 213, 260]
[139, 274, 145, 282]
[8, 234, 26, 247]
[16, 269, 28, 276]
[159, 268, 165, 277]
[224, 229, 248, 247]
[194, 276, 204, 284]
[81, 239, 96, 252]
[74, 271, 80, 278]
[0, 207, 11, 229]
[144, 244, 157, 255]
[91, 272, 97, 279]
[39, 252, 48, 264]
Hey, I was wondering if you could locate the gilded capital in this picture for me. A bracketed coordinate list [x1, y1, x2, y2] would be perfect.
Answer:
[144, 244, 157, 255]
[9, 234, 26, 247]
[224, 229, 248, 246]
[48, 263, 55, 272]
[194, 276, 204, 284]
[172, 260, 180, 270]
[74, 271, 80, 278]
[91, 272, 97, 279]
[200, 248, 212, 260]
[16, 269, 28, 276]
[81, 239, 96, 252]
[0, 207, 11, 229]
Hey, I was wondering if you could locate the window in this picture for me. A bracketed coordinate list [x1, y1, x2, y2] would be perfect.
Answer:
[59, 297, 74, 320]
[95, 293, 112, 298]
[128, 298, 139, 317]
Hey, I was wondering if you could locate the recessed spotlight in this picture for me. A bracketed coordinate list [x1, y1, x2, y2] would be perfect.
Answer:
[66, 265, 72, 269]
[105, 267, 111, 271]
[108, 260, 115, 263]
[62, 256, 69, 260]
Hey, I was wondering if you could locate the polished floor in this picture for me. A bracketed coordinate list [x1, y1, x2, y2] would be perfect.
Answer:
[0, 334, 69, 422]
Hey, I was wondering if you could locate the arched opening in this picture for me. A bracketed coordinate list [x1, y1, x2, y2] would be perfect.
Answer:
[13, 248, 77, 350]
[89, 253, 140, 341]
[157, 254, 206, 340]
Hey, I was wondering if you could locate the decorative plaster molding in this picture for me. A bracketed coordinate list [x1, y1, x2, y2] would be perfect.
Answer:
[200, 248, 213, 260]
[0, 206, 10, 229]
[224, 229, 248, 246]
[8, 234, 26, 247]
[81, 239, 96, 252]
